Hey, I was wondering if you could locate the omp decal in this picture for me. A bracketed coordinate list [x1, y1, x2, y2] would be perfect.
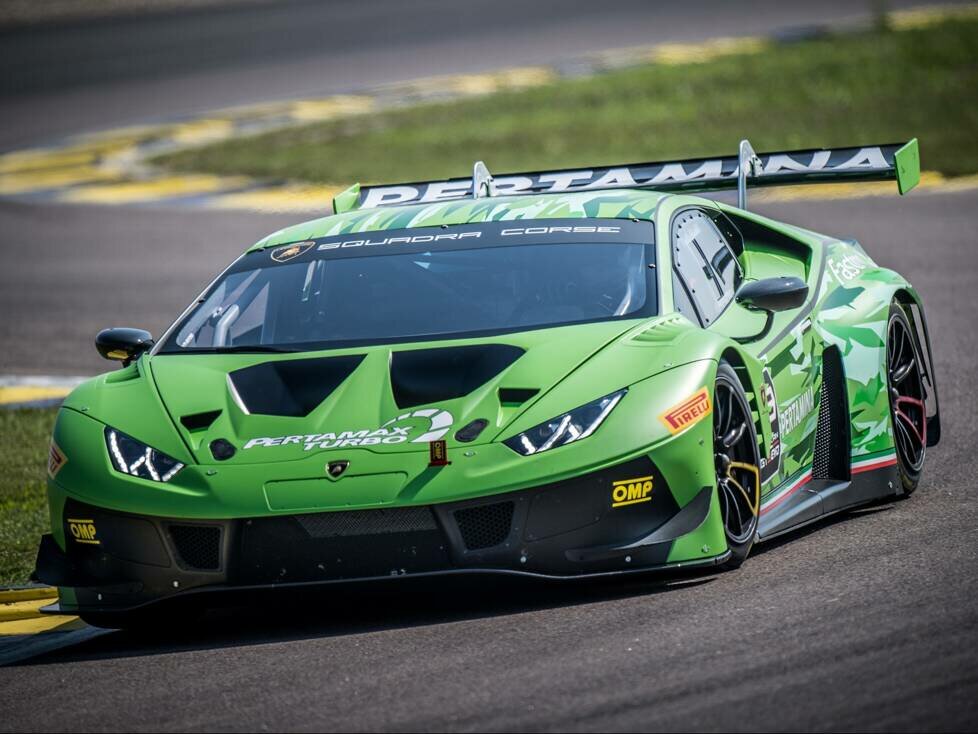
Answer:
[659, 387, 712, 434]
[271, 241, 314, 262]
[611, 476, 654, 508]
[47, 441, 67, 479]
[244, 408, 454, 452]
[779, 386, 815, 436]
[67, 518, 99, 545]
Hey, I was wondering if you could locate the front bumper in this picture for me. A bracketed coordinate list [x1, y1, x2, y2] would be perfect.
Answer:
[37, 456, 725, 613]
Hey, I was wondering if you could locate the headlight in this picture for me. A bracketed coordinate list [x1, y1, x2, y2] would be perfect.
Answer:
[503, 389, 626, 456]
[104, 427, 185, 482]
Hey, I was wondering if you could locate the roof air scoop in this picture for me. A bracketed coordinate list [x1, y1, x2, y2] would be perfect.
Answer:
[472, 161, 497, 199]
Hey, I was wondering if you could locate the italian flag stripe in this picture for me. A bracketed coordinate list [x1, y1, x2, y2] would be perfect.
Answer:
[759, 451, 898, 515]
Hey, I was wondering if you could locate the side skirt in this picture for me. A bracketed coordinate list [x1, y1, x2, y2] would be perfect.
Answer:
[757, 452, 899, 540]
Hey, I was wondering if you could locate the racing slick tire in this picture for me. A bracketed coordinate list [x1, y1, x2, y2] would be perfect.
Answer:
[714, 360, 761, 570]
[886, 303, 928, 497]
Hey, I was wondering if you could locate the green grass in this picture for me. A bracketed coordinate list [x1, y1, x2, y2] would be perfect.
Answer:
[155, 19, 978, 186]
[0, 408, 57, 586]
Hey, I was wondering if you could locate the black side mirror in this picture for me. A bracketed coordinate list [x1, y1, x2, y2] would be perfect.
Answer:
[96, 328, 154, 365]
[733, 276, 808, 344]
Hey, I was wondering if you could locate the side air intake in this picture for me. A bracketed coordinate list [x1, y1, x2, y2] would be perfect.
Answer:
[454, 502, 515, 551]
[812, 346, 851, 482]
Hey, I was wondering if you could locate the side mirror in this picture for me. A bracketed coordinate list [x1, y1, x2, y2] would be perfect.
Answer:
[96, 328, 154, 365]
[733, 276, 808, 344]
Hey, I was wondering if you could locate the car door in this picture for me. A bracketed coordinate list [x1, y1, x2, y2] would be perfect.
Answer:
[671, 208, 825, 534]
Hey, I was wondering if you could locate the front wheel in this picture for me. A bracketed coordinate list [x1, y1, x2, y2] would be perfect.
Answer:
[713, 360, 761, 570]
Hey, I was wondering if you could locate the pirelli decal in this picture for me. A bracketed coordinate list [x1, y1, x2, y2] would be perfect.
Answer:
[659, 387, 713, 434]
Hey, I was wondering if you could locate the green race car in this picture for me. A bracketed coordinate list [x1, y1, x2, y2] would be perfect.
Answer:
[35, 140, 941, 628]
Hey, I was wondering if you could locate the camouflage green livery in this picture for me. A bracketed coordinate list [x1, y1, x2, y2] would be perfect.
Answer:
[34, 149, 939, 626]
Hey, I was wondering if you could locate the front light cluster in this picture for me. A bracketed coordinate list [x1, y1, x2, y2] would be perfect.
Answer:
[104, 427, 184, 482]
[503, 389, 626, 456]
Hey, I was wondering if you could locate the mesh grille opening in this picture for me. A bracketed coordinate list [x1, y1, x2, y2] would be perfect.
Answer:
[454, 502, 514, 550]
[813, 347, 850, 482]
[296, 507, 437, 539]
[168, 525, 221, 571]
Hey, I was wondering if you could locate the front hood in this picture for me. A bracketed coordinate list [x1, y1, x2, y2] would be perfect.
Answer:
[146, 320, 651, 465]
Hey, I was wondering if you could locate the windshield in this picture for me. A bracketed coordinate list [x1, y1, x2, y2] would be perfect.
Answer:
[159, 219, 656, 353]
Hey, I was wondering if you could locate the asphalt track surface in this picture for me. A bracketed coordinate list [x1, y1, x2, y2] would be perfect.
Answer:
[2, 1, 978, 731]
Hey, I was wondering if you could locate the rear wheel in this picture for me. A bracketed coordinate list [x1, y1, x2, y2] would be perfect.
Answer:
[713, 360, 761, 570]
[886, 304, 927, 495]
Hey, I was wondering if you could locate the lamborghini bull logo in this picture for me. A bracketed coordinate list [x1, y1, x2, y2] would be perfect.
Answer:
[242, 408, 454, 452]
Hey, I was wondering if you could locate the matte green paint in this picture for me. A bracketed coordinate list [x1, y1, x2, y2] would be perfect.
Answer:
[45, 186, 920, 599]
[895, 138, 921, 195]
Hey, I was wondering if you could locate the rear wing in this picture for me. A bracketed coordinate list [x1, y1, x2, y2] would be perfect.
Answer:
[333, 138, 920, 213]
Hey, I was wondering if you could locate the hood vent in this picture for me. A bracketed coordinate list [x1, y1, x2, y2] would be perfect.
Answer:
[228, 354, 365, 417]
[498, 387, 539, 406]
[390, 344, 524, 409]
[180, 410, 222, 432]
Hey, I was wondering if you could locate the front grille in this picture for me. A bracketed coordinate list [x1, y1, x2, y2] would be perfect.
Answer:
[168, 524, 221, 571]
[235, 509, 449, 585]
[454, 502, 514, 550]
[297, 507, 437, 538]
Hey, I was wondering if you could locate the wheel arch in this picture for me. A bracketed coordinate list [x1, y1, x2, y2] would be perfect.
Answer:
[718, 346, 767, 466]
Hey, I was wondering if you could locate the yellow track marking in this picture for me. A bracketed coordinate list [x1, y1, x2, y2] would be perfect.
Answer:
[289, 95, 376, 123]
[60, 174, 249, 204]
[0, 587, 57, 604]
[648, 36, 767, 65]
[209, 184, 345, 213]
[0, 615, 83, 637]
[0, 386, 72, 404]
[0, 598, 58, 623]
[0, 166, 118, 195]
[889, 3, 978, 29]
[168, 118, 235, 146]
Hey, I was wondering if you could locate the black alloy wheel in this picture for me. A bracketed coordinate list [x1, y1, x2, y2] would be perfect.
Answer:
[886, 304, 927, 494]
[713, 360, 761, 569]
